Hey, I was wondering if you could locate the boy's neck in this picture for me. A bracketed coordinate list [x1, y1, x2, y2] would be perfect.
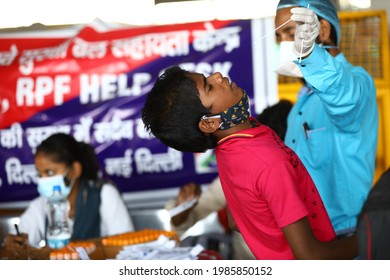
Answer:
[213, 119, 255, 141]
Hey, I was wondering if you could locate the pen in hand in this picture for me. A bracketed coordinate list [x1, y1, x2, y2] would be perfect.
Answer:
[12, 223, 28, 249]
[14, 224, 20, 236]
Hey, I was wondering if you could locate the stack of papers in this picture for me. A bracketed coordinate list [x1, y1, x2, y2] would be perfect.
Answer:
[115, 235, 204, 260]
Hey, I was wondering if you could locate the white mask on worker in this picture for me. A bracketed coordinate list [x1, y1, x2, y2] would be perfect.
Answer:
[275, 41, 303, 78]
[37, 169, 73, 200]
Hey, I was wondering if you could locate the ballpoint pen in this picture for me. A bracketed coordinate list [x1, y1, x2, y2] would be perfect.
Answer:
[303, 122, 310, 139]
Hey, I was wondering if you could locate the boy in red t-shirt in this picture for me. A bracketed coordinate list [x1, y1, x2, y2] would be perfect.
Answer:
[142, 66, 357, 259]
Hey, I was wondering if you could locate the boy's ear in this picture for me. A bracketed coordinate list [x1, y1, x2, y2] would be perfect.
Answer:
[198, 117, 221, 134]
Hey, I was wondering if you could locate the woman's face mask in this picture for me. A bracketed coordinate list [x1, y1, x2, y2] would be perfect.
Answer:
[201, 91, 250, 130]
[274, 41, 303, 78]
[37, 170, 73, 199]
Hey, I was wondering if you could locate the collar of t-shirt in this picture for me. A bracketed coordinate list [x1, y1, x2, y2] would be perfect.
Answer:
[217, 117, 259, 145]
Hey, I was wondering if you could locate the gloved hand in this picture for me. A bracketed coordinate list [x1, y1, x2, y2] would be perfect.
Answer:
[290, 7, 320, 59]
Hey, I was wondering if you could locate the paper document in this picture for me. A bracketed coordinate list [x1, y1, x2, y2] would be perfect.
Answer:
[168, 198, 197, 217]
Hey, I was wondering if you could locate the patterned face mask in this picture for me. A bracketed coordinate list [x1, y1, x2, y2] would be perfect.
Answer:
[201, 91, 250, 130]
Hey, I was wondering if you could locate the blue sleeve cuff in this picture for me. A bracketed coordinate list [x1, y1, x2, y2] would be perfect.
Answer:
[294, 44, 329, 72]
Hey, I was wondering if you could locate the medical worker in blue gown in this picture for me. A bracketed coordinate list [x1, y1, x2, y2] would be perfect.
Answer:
[274, 0, 378, 237]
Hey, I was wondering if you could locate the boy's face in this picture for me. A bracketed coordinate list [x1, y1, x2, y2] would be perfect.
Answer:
[187, 72, 244, 116]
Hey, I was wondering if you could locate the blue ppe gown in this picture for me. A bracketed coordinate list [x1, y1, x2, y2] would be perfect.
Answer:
[285, 44, 379, 234]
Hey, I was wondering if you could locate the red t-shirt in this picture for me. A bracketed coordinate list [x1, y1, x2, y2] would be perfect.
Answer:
[215, 119, 336, 259]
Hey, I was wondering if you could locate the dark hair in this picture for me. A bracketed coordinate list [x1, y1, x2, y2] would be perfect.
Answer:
[256, 99, 292, 141]
[142, 66, 218, 153]
[35, 133, 100, 180]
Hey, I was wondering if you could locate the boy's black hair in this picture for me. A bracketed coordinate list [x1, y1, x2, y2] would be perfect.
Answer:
[35, 133, 100, 180]
[142, 66, 218, 153]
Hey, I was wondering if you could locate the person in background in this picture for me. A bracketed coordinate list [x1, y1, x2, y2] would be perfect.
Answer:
[4, 133, 134, 249]
[256, 99, 292, 141]
[165, 100, 292, 260]
[275, 0, 378, 237]
[142, 65, 357, 259]
[166, 177, 254, 260]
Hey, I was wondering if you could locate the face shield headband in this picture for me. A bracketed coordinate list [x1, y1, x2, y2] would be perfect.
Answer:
[201, 91, 250, 130]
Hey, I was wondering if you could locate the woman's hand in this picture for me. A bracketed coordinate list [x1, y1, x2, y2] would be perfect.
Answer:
[3, 233, 29, 250]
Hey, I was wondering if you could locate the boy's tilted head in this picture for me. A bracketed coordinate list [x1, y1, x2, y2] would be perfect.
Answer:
[142, 65, 251, 153]
[141, 66, 218, 153]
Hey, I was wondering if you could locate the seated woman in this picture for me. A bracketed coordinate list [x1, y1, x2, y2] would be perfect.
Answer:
[4, 133, 134, 249]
